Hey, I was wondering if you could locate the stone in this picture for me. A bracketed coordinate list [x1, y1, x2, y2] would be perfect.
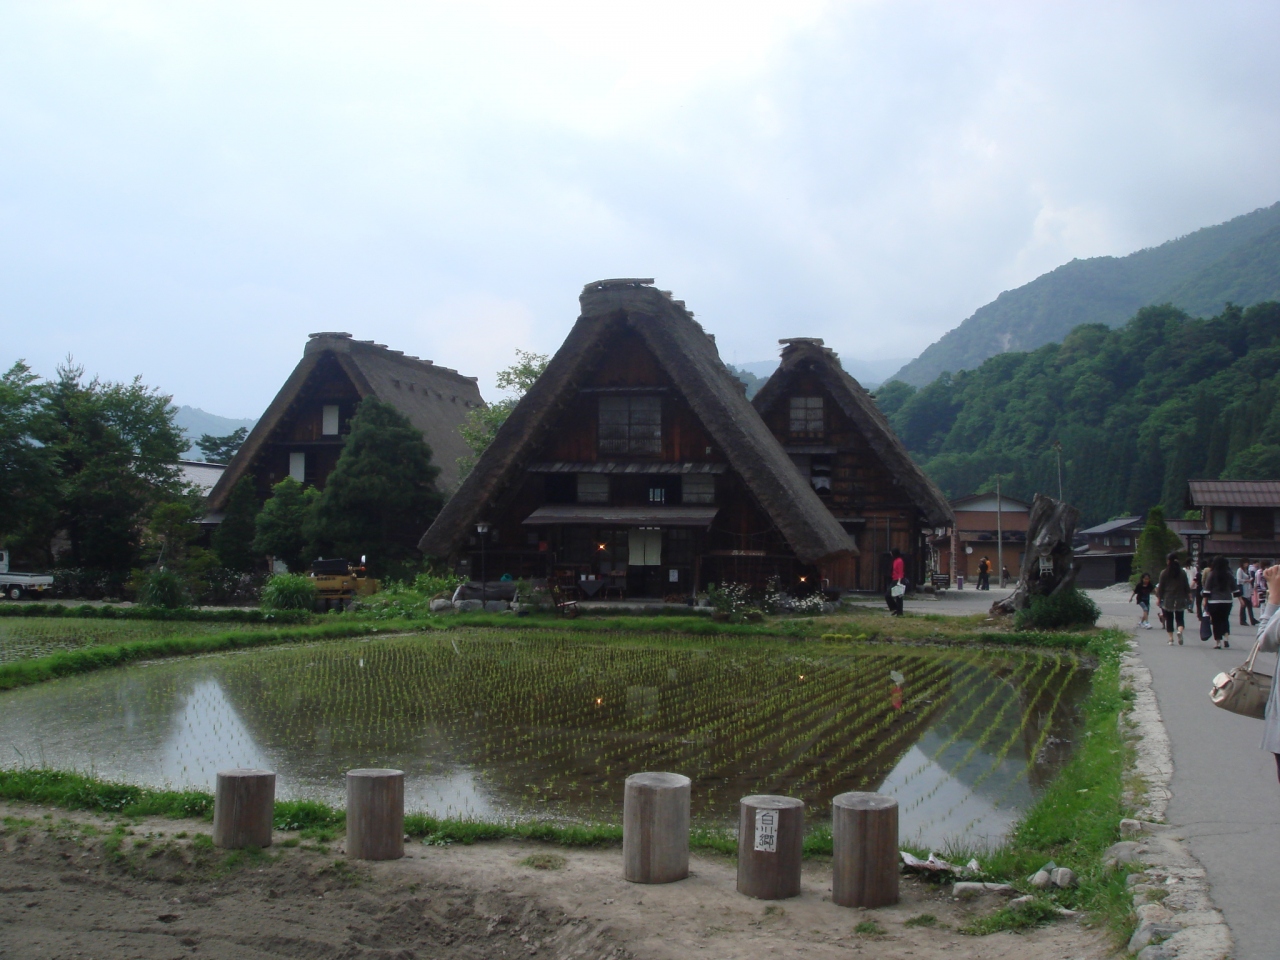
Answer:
[1029, 870, 1052, 889]
[483, 600, 509, 613]
[1050, 867, 1076, 888]
[454, 599, 483, 613]
[1135, 903, 1173, 923]
[1120, 818, 1147, 838]
[1103, 840, 1147, 868]
[821, 602, 837, 614]
[952, 882, 1015, 899]
[1008, 895, 1035, 908]
[1128, 919, 1181, 954]
[429, 599, 453, 613]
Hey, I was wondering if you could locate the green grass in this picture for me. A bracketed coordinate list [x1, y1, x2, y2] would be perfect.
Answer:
[0, 620, 392, 690]
[0, 618, 270, 664]
[854, 920, 885, 935]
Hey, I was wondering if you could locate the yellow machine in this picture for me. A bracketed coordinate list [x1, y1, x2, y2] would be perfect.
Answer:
[309, 557, 380, 610]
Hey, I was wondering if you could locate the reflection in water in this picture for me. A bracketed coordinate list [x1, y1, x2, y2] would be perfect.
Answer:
[0, 636, 1087, 844]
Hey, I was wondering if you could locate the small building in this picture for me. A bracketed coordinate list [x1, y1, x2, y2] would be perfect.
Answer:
[178, 460, 227, 497]
[1074, 516, 1142, 586]
[750, 338, 952, 591]
[1184, 480, 1280, 565]
[933, 493, 1032, 585]
[418, 280, 856, 596]
[205, 332, 484, 516]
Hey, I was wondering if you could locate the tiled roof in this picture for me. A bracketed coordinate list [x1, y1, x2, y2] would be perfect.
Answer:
[1187, 480, 1280, 508]
[1079, 516, 1143, 535]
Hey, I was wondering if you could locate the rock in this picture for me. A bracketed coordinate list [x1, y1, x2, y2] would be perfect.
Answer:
[1030, 870, 1052, 889]
[1051, 867, 1077, 889]
[821, 602, 837, 614]
[1135, 903, 1173, 923]
[1119, 818, 1146, 838]
[1128, 919, 1180, 955]
[1126, 873, 1147, 886]
[429, 599, 453, 613]
[454, 599, 483, 613]
[1103, 840, 1147, 868]
[483, 600, 509, 613]
[1008, 895, 1036, 908]
[952, 882, 1015, 899]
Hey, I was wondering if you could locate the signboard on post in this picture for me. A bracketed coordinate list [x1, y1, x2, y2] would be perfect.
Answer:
[754, 809, 779, 852]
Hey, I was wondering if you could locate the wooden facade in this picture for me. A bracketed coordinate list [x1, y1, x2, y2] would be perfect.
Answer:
[753, 339, 953, 592]
[206, 333, 484, 515]
[420, 281, 855, 597]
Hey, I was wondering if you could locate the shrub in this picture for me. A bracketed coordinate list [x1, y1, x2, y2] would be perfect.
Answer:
[706, 582, 751, 615]
[260, 573, 317, 611]
[137, 568, 189, 609]
[1014, 587, 1100, 630]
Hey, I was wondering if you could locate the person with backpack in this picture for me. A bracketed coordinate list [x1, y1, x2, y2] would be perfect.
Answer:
[1204, 555, 1239, 649]
[1156, 553, 1191, 645]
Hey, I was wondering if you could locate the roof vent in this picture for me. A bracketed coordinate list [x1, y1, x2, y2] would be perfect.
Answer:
[778, 338, 825, 347]
[309, 332, 353, 339]
[582, 278, 655, 293]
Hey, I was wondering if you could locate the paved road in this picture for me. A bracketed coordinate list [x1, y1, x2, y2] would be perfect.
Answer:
[906, 585, 1277, 959]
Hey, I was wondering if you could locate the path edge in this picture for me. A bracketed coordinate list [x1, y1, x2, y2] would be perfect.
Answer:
[1118, 643, 1232, 959]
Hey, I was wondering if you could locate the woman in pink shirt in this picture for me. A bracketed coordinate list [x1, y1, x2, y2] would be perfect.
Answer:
[888, 549, 906, 616]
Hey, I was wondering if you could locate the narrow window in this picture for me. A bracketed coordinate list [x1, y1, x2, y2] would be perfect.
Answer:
[322, 405, 339, 435]
[648, 486, 666, 504]
[289, 451, 306, 482]
[599, 396, 662, 454]
[628, 527, 662, 565]
[789, 396, 824, 435]
[682, 474, 715, 504]
[577, 473, 610, 504]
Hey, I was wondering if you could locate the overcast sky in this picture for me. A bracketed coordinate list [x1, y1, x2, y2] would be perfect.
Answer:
[3, 1, 1278, 416]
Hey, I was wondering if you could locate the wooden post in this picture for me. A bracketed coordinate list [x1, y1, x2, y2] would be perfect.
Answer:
[212, 768, 275, 850]
[736, 795, 803, 900]
[623, 772, 690, 883]
[832, 791, 899, 908]
[346, 768, 404, 861]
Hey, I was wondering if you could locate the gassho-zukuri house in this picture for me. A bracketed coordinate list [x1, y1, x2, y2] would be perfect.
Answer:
[419, 279, 952, 597]
[205, 332, 485, 518]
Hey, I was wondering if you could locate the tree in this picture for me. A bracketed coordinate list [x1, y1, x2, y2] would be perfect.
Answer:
[458, 349, 549, 477]
[1132, 506, 1185, 583]
[212, 476, 262, 572]
[0, 361, 54, 560]
[308, 398, 444, 576]
[197, 427, 248, 464]
[252, 477, 318, 572]
[36, 360, 185, 572]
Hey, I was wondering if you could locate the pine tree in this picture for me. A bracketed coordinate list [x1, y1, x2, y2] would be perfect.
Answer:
[1131, 506, 1185, 583]
[212, 477, 262, 572]
[252, 477, 318, 572]
[308, 398, 444, 576]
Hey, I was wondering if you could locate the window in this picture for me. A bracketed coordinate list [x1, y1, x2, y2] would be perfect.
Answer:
[809, 455, 832, 494]
[629, 527, 662, 566]
[649, 486, 666, 504]
[577, 474, 609, 504]
[599, 396, 662, 454]
[666, 528, 694, 564]
[289, 451, 306, 482]
[789, 396, 823, 435]
[1212, 509, 1241, 533]
[682, 474, 715, 504]
[322, 405, 339, 435]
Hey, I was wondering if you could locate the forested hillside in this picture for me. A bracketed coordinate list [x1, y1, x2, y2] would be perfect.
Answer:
[875, 301, 1280, 526]
[891, 202, 1280, 387]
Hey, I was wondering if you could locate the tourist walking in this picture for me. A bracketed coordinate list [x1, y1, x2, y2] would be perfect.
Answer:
[1252, 564, 1280, 784]
[1130, 573, 1154, 629]
[1239, 558, 1259, 626]
[887, 549, 906, 616]
[1156, 553, 1190, 645]
[977, 556, 990, 590]
[1203, 555, 1238, 649]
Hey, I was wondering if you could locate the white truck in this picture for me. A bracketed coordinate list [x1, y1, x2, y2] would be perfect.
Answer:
[0, 549, 53, 600]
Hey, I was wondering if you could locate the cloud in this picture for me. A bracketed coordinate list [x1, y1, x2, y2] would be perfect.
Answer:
[1, 0, 1278, 413]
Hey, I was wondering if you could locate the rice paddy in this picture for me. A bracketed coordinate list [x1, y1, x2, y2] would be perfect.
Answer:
[0, 616, 265, 664]
[0, 630, 1089, 849]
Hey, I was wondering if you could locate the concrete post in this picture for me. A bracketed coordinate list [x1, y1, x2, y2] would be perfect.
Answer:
[736, 795, 803, 900]
[832, 791, 899, 908]
[212, 768, 275, 850]
[623, 772, 690, 883]
[346, 768, 404, 861]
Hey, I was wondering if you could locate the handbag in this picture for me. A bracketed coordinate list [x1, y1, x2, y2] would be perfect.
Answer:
[890, 583, 906, 598]
[1210, 640, 1273, 720]
[1199, 614, 1212, 642]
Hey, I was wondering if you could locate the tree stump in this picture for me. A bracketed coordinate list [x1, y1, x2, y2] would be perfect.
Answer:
[832, 791, 899, 908]
[346, 768, 404, 861]
[212, 768, 275, 850]
[736, 795, 803, 900]
[623, 772, 690, 883]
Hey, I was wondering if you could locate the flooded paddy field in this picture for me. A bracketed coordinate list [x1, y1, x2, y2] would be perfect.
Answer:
[0, 630, 1090, 849]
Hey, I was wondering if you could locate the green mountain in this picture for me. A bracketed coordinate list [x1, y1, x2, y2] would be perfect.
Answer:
[891, 202, 1280, 387]
[875, 301, 1280, 527]
[172, 405, 257, 461]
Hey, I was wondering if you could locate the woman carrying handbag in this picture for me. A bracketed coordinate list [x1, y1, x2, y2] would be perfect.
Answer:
[1250, 565, 1280, 782]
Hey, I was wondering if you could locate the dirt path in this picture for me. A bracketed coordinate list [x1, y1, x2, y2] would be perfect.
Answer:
[1, 802, 1109, 960]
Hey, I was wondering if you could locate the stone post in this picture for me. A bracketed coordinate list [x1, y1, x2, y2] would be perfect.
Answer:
[346, 768, 404, 861]
[832, 791, 899, 908]
[623, 772, 690, 883]
[736, 795, 803, 900]
[212, 768, 275, 850]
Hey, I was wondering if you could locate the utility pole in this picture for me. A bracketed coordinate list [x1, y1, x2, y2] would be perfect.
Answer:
[996, 475, 1003, 588]
[1052, 440, 1063, 501]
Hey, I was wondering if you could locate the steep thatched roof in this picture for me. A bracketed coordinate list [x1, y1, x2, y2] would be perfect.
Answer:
[419, 281, 856, 564]
[206, 333, 483, 510]
[752, 338, 953, 528]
